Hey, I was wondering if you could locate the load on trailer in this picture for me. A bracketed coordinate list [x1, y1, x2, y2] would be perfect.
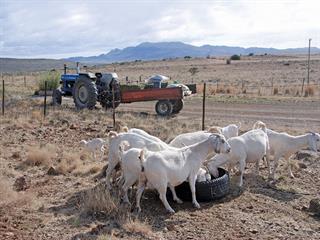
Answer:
[52, 64, 184, 116]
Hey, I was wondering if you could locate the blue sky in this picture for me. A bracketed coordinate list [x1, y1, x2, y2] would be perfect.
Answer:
[0, 0, 319, 58]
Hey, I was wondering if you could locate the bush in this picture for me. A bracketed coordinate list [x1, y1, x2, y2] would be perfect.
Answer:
[304, 86, 315, 97]
[230, 55, 241, 60]
[226, 59, 231, 64]
[248, 53, 254, 56]
[38, 71, 60, 91]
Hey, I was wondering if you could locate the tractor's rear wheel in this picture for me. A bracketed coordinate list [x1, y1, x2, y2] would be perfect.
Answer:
[171, 99, 184, 114]
[155, 100, 173, 116]
[72, 76, 97, 109]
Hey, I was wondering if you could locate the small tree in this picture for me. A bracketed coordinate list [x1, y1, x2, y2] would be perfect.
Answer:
[189, 67, 199, 83]
[184, 56, 192, 60]
[230, 54, 241, 60]
[38, 71, 60, 91]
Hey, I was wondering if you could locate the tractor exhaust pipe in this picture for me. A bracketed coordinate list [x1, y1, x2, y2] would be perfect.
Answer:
[76, 62, 80, 74]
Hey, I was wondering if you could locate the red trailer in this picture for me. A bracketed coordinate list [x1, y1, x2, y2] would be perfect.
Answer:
[120, 87, 184, 116]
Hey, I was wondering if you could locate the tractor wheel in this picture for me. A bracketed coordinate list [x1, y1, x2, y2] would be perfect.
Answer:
[72, 76, 97, 109]
[171, 99, 184, 114]
[155, 100, 173, 116]
[52, 88, 62, 105]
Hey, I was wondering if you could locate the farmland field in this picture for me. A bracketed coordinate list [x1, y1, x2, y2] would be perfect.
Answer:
[0, 55, 320, 240]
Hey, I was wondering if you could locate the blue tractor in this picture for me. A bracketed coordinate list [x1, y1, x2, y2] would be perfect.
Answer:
[52, 64, 121, 109]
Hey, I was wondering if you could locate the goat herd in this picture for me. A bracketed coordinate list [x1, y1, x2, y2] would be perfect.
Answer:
[80, 121, 320, 213]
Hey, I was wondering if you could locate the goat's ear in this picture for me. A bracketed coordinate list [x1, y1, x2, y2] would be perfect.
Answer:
[307, 131, 315, 135]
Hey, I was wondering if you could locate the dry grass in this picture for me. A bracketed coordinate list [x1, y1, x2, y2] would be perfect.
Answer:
[56, 152, 82, 174]
[25, 145, 56, 167]
[80, 183, 121, 217]
[0, 177, 35, 208]
[123, 219, 159, 239]
[304, 85, 315, 97]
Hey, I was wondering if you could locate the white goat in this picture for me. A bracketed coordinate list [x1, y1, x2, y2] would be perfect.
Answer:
[196, 167, 212, 182]
[208, 122, 241, 140]
[169, 123, 240, 148]
[135, 134, 231, 213]
[106, 131, 172, 188]
[80, 138, 107, 160]
[119, 145, 211, 204]
[207, 126, 270, 187]
[253, 121, 320, 180]
[122, 126, 164, 144]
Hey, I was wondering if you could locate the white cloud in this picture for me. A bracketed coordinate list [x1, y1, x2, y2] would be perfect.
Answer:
[0, 0, 319, 58]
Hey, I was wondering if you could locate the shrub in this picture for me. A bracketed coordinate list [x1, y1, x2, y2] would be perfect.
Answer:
[226, 59, 231, 64]
[38, 71, 60, 91]
[304, 86, 315, 97]
[248, 53, 254, 56]
[184, 56, 192, 60]
[230, 54, 241, 60]
[273, 87, 279, 95]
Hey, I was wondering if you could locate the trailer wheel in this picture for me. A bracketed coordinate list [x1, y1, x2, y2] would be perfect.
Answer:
[52, 88, 62, 105]
[171, 99, 184, 114]
[72, 76, 97, 109]
[155, 100, 173, 116]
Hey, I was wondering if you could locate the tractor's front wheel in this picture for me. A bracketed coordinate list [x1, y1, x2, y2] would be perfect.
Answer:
[72, 76, 98, 109]
[155, 100, 173, 116]
[52, 88, 62, 105]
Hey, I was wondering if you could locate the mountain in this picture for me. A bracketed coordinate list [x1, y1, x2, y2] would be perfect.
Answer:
[66, 41, 320, 63]
[0, 58, 74, 73]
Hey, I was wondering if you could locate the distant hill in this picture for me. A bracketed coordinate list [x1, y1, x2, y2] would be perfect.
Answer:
[67, 41, 320, 63]
[0, 58, 74, 73]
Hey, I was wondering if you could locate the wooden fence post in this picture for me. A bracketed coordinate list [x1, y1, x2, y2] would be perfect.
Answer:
[301, 78, 305, 97]
[24, 76, 26, 87]
[271, 79, 274, 96]
[202, 82, 206, 131]
[112, 82, 116, 129]
[2, 79, 4, 116]
[43, 81, 47, 118]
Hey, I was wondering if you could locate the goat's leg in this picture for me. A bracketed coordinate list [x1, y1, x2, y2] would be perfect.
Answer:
[168, 184, 183, 204]
[122, 174, 138, 204]
[136, 184, 145, 213]
[286, 157, 295, 178]
[270, 154, 281, 180]
[238, 158, 246, 187]
[189, 174, 200, 209]
[255, 159, 260, 175]
[158, 185, 175, 213]
[105, 155, 119, 189]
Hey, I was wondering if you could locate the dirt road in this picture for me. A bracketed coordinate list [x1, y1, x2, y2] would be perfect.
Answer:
[118, 97, 320, 132]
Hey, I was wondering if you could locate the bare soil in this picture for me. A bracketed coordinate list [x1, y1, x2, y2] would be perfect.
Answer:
[1, 95, 319, 240]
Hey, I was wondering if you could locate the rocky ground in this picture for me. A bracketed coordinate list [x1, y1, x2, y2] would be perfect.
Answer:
[0, 96, 320, 240]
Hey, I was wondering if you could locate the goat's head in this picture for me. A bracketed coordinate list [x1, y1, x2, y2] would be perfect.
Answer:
[210, 134, 231, 154]
[308, 132, 320, 152]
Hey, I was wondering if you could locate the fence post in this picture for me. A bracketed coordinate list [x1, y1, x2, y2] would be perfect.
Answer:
[24, 76, 26, 87]
[43, 81, 47, 118]
[112, 82, 116, 129]
[241, 80, 244, 93]
[2, 79, 4, 116]
[301, 78, 305, 97]
[126, 76, 129, 84]
[271, 78, 274, 95]
[202, 82, 206, 131]
[139, 75, 141, 82]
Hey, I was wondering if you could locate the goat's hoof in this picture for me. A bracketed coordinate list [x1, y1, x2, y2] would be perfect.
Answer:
[167, 208, 175, 214]
[176, 199, 183, 204]
[193, 202, 200, 209]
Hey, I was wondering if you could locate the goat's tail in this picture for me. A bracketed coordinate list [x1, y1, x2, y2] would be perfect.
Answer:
[207, 126, 222, 134]
[122, 126, 129, 132]
[138, 149, 145, 172]
[253, 121, 267, 133]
